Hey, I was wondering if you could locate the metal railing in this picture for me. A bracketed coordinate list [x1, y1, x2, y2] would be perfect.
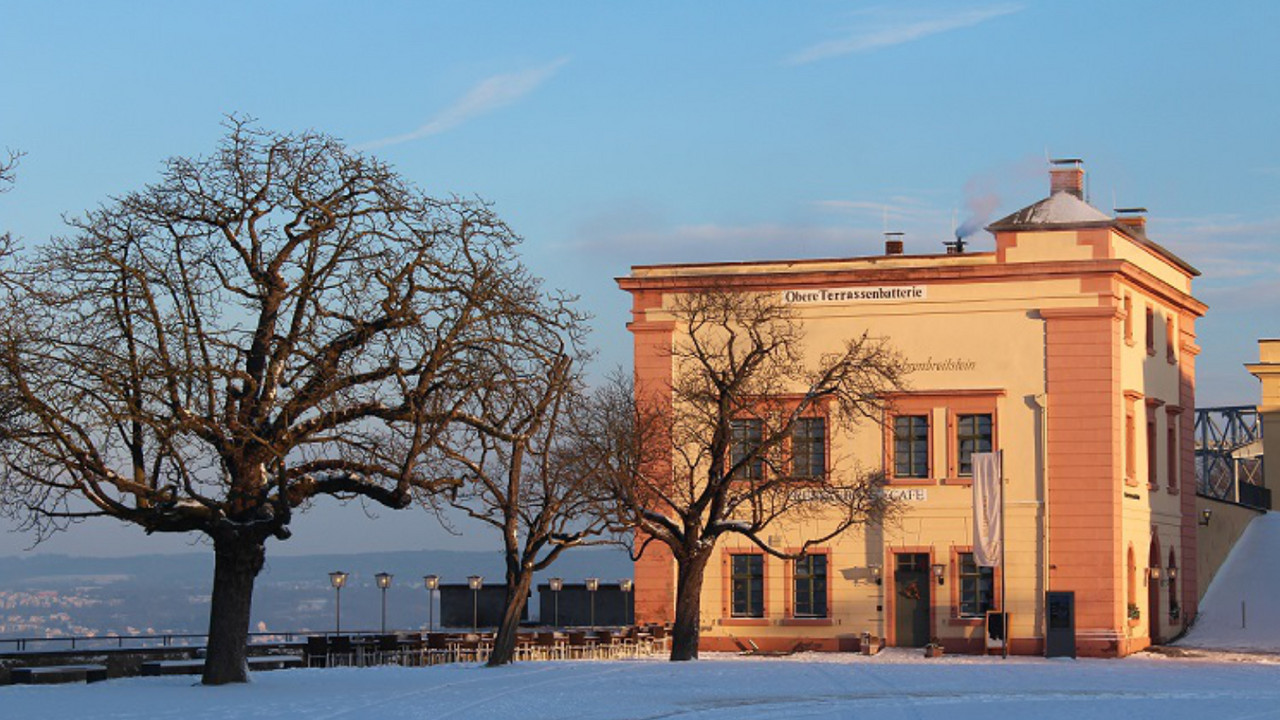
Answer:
[0, 630, 311, 654]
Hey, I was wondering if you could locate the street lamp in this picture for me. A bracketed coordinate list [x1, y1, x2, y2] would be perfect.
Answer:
[375, 572, 393, 634]
[548, 577, 563, 627]
[468, 575, 484, 631]
[585, 577, 600, 627]
[619, 578, 634, 626]
[423, 575, 439, 633]
[329, 571, 349, 635]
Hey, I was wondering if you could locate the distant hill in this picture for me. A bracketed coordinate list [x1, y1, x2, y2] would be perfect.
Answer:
[0, 547, 632, 638]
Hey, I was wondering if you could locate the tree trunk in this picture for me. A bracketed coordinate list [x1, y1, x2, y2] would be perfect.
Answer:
[669, 551, 711, 661]
[487, 568, 534, 667]
[202, 533, 266, 685]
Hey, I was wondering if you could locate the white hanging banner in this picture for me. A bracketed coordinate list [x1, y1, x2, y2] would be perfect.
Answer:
[972, 450, 1003, 568]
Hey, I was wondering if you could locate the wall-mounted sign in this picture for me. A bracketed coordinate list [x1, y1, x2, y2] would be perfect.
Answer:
[781, 286, 926, 305]
[882, 488, 927, 502]
[903, 357, 978, 373]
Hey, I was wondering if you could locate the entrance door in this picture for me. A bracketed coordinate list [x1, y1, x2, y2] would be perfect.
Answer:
[894, 553, 931, 647]
[1147, 540, 1161, 643]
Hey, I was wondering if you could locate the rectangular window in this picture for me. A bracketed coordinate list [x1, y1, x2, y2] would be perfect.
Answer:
[1147, 412, 1158, 488]
[1123, 293, 1133, 343]
[958, 552, 995, 618]
[1166, 316, 1176, 363]
[1145, 305, 1155, 355]
[956, 414, 992, 477]
[731, 554, 764, 618]
[791, 417, 826, 479]
[1167, 419, 1178, 490]
[893, 415, 929, 478]
[730, 419, 764, 480]
[793, 554, 828, 618]
[1125, 401, 1137, 482]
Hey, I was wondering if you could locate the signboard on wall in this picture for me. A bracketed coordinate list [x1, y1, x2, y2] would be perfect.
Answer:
[781, 286, 927, 304]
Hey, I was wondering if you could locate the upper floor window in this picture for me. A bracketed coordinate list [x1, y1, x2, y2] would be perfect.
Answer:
[1166, 316, 1177, 363]
[730, 419, 764, 480]
[791, 417, 826, 479]
[1145, 305, 1155, 355]
[956, 414, 993, 477]
[1123, 293, 1134, 344]
[893, 415, 929, 478]
[731, 553, 764, 618]
[793, 554, 828, 618]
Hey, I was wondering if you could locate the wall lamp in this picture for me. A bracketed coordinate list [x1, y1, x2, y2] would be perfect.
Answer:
[1199, 508, 1213, 526]
[869, 564, 882, 585]
[931, 563, 946, 585]
[1167, 566, 1178, 583]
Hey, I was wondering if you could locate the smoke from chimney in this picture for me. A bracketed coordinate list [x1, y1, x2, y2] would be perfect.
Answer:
[955, 178, 1000, 241]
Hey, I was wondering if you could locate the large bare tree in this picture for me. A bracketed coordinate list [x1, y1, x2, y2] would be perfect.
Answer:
[0, 121, 568, 684]
[593, 287, 904, 660]
[444, 325, 618, 666]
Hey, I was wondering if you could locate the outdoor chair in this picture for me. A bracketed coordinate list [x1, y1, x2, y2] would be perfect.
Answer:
[328, 635, 355, 667]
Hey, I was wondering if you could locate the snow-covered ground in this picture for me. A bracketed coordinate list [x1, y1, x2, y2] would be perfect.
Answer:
[4, 649, 1280, 720]
[6, 513, 1280, 719]
[1178, 512, 1280, 652]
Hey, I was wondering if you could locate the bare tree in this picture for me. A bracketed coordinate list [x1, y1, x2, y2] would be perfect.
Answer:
[592, 286, 904, 660]
[444, 323, 617, 666]
[0, 121, 566, 684]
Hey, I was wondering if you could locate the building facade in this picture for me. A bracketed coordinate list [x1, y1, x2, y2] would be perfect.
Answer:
[618, 164, 1205, 657]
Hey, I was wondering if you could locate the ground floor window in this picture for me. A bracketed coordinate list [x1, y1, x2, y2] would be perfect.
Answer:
[793, 554, 827, 618]
[731, 554, 764, 618]
[958, 552, 994, 617]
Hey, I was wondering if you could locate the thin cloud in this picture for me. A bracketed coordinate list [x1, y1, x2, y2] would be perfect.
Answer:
[359, 58, 569, 150]
[787, 4, 1022, 65]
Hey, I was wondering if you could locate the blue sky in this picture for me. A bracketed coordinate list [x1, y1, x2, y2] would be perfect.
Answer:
[1, 1, 1278, 556]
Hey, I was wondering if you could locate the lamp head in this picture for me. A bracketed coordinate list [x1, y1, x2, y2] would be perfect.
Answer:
[376, 572, 393, 589]
[423, 574, 439, 591]
[585, 577, 600, 592]
[329, 571, 348, 589]
[548, 577, 563, 592]
[468, 575, 484, 590]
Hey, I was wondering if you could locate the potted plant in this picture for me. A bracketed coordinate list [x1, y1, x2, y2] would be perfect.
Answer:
[1127, 603, 1141, 621]
[1169, 602, 1181, 621]
[923, 639, 944, 658]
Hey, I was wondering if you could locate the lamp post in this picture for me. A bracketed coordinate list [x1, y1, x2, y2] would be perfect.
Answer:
[619, 578, 634, 626]
[548, 577, 563, 627]
[585, 577, 600, 627]
[329, 571, 349, 635]
[423, 575, 439, 633]
[468, 575, 484, 631]
[375, 572, 393, 633]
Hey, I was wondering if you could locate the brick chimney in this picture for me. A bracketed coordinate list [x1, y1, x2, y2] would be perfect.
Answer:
[1114, 207, 1147, 235]
[1049, 158, 1084, 199]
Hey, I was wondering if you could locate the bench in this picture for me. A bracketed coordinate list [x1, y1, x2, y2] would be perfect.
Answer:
[10, 664, 109, 684]
[140, 655, 304, 676]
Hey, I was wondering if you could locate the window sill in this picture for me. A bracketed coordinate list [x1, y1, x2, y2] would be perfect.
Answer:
[942, 477, 973, 487]
[721, 618, 769, 627]
[1146, 348, 1156, 357]
[779, 618, 833, 627]
[886, 477, 935, 486]
[1124, 476, 1139, 488]
[947, 617, 985, 627]
[1147, 482, 1159, 491]
[1127, 618, 1141, 628]
[1167, 486, 1180, 495]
